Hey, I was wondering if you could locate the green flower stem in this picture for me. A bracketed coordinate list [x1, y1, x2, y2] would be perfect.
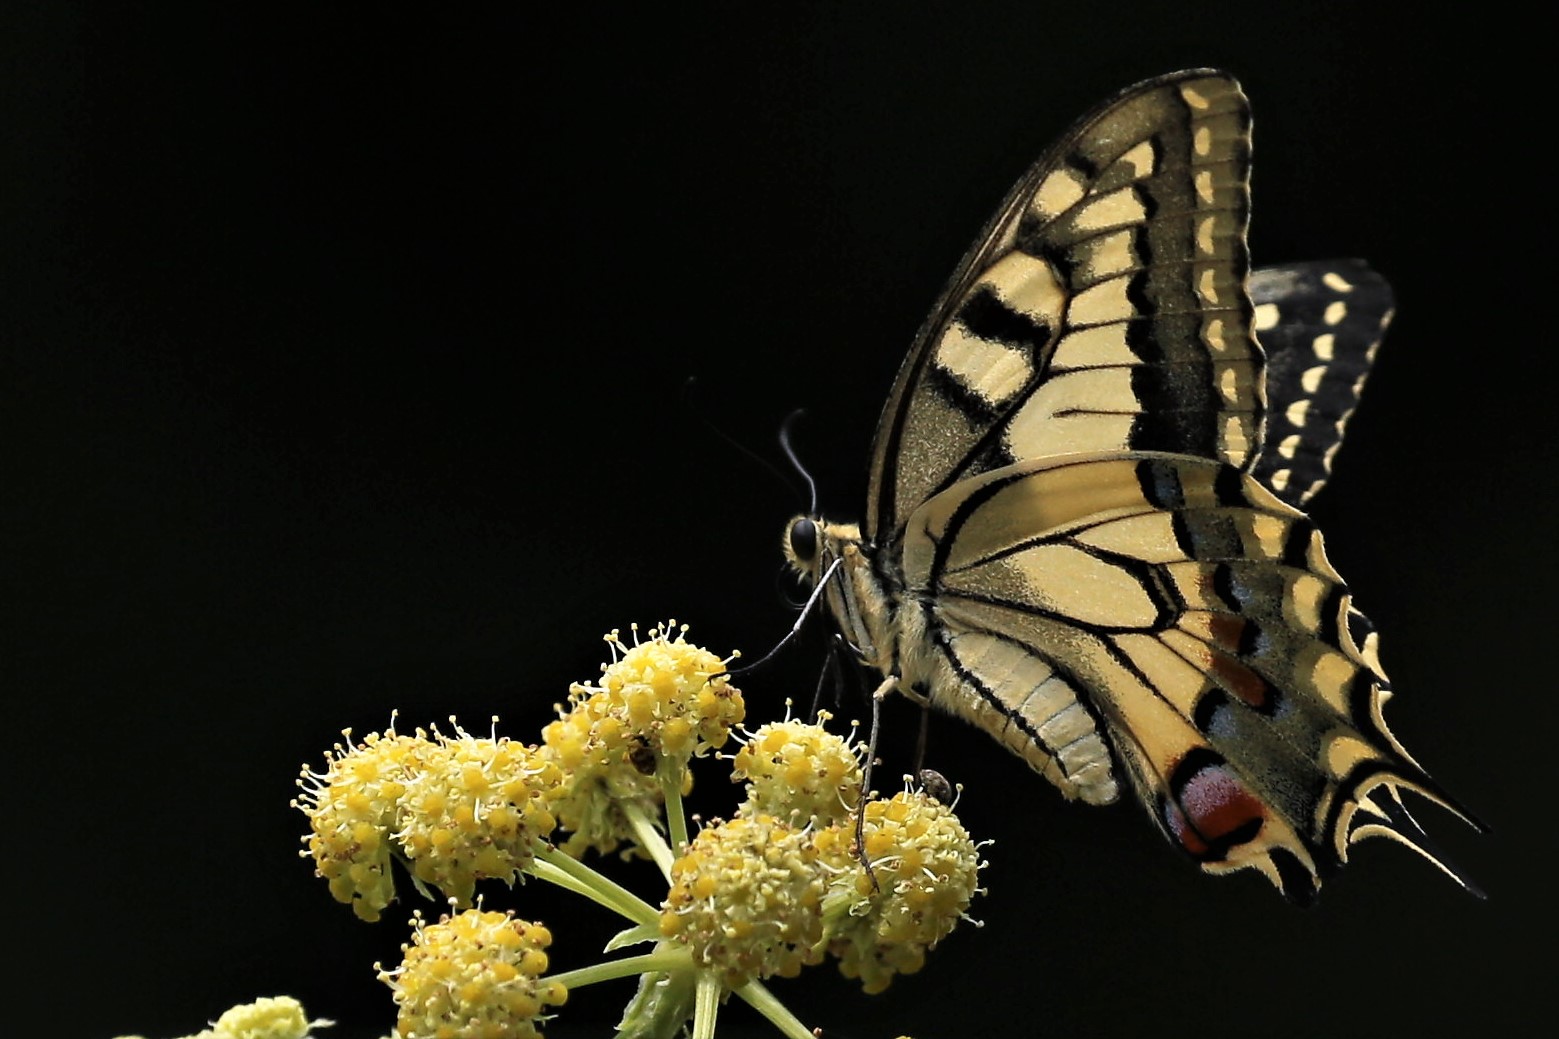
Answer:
[526, 856, 635, 922]
[530, 847, 659, 926]
[658, 767, 690, 855]
[736, 979, 816, 1039]
[692, 970, 722, 1039]
[622, 801, 675, 880]
[605, 921, 662, 953]
[546, 947, 693, 990]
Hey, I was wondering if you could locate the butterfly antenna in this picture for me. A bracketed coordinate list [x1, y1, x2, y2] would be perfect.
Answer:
[730, 556, 845, 677]
[682, 377, 808, 506]
[778, 408, 819, 515]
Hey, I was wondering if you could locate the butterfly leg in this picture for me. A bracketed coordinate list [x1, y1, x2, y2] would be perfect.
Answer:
[854, 675, 898, 889]
[808, 633, 850, 720]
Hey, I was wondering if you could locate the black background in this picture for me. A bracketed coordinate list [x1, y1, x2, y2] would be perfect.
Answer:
[7, 5, 1547, 1038]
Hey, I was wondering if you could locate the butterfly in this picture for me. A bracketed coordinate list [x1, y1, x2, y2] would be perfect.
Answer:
[782, 69, 1480, 904]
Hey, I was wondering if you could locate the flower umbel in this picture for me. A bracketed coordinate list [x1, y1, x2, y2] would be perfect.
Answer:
[542, 622, 743, 858]
[378, 906, 566, 1039]
[293, 725, 434, 921]
[207, 996, 331, 1039]
[112, 995, 331, 1039]
[282, 623, 988, 1039]
[731, 711, 863, 828]
[396, 721, 563, 906]
[659, 813, 829, 988]
[821, 786, 987, 994]
[294, 717, 563, 917]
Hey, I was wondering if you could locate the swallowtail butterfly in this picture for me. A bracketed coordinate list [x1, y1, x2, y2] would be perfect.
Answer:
[783, 70, 1479, 904]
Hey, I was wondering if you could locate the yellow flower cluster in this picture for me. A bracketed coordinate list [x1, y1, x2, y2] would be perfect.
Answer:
[730, 712, 862, 827]
[294, 720, 561, 920]
[541, 622, 743, 857]
[823, 789, 985, 994]
[202, 996, 327, 1039]
[113, 995, 329, 1039]
[660, 813, 832, 986]
[283, 624, 988, 1039]
[294, 729, 432, 921]
[661, 717, 985, 995]
[397, 724, 564, 906]
[379, 908, 566, 1039]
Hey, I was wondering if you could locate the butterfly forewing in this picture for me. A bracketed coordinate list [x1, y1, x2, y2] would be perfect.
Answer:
[867, 70, 1264, 543]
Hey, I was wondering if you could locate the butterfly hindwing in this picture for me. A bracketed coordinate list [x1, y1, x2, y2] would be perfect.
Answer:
[1249, 260, 1394, 506]
[867, 70, 1264, 543]
[899, 453, 1470, 902]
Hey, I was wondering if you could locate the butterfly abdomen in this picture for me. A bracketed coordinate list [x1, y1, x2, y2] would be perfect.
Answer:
[898, 603, 1121, 805]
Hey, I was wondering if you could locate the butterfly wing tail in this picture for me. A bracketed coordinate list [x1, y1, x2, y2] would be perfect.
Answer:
[1346, 777, 1488, 899]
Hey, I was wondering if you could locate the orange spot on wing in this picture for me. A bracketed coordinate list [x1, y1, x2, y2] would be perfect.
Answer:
[1205, 614, 1245, 653]
[1208, 649, 1272, 709]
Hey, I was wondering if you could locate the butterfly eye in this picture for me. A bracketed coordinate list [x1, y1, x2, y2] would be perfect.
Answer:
[788, 518, 819, 563]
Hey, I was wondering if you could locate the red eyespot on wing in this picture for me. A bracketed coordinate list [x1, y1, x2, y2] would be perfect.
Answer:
[1162, 753, 1266, 861]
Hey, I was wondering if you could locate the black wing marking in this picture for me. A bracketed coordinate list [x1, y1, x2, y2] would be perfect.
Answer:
[1249, 260, 1393, 506]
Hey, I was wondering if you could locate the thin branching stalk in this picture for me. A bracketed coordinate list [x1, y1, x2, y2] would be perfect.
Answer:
[531, 847, 659, 926]
[622, 801, 675, 879]
[736, 980, 817, 1039]
[546, 947, 692, 990]
[659, 769, 690, 855]
[692, 970, 722, 1039]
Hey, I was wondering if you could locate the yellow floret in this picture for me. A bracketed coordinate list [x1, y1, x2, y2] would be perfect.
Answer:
[293, 726, 437, 922]
[296, 718, 562, 918]
[395, 723, 563, 907]
[541, 622, 743, 858]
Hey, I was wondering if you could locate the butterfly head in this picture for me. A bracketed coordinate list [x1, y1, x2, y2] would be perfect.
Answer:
[781, 514, 866, 585]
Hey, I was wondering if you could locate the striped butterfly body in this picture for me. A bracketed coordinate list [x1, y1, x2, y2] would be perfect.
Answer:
[783, 70, 1479, 904]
